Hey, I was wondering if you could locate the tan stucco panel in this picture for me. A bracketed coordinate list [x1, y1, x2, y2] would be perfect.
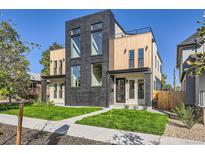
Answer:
[50, 48, 65, 75]
[109, 32, 152, 70]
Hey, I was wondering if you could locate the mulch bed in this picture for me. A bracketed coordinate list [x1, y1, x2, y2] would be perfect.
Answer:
[0, 123, 110, 145]
[164, 118, 205, 142]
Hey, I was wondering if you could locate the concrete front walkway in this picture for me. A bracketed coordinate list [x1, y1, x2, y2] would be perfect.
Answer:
[0, 109, 204, 145]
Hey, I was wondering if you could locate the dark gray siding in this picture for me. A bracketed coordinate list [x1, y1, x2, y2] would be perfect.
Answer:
[65, 10, 115, 107]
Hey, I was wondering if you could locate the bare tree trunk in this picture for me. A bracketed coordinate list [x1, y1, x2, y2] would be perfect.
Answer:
[9, 96, 12, 103]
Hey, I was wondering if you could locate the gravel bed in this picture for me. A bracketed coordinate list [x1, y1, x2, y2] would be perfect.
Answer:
[164, 118, 205, 142]
[0, 123, 110, 145]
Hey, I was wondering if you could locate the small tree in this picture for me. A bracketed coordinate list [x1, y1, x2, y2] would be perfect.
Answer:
[0, 19, 39, 102]
[39, 42, 64, 75]
[161, 73, 172, 91]
[186, 12, 205, 76]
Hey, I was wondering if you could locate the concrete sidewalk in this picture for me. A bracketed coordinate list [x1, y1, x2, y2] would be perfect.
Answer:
[0, 111, 204, 145]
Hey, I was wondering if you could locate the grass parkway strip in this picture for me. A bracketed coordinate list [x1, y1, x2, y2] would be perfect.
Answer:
[0, 103, 102, 121]
[76, 109, 169, 135]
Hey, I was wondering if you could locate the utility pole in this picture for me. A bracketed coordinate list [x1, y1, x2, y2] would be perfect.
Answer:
[173, 68, 176, 91]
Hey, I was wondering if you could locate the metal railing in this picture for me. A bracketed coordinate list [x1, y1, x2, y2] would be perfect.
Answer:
[115, 27, 154, 39]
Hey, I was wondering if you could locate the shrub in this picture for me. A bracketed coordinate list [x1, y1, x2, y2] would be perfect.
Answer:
[173, 103, 201, 129]
[133, 105, 138, 110]
[33, 99, 54, 106]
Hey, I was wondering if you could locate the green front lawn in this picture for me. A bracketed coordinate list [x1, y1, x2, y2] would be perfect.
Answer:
[76, 109, 169, 135]
[0, 104, 102, 121]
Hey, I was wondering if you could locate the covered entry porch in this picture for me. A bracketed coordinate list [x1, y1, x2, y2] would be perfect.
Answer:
[108, 68, 152, 106]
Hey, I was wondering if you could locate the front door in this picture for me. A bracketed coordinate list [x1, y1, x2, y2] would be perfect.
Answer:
[116, 78, 125, 103]
[126, 79, 137, 104]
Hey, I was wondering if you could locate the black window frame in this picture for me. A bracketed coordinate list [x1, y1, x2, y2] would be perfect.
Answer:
[53, 60, 57, 75]
[129, 50, 135, 69]
[54, 84, 57, 98]
[59, 83, 63, 99]
[138, 48, 144, 68]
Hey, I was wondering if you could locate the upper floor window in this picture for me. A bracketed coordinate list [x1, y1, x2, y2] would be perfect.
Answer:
[59, 60, 63, 75]
[71, 35, 80, 58]
[91, 22, 103, 56]
[138, 48, 144, 68]
[53, 61, 57, 75]
[91, 31, 102, 56]
[155, 56, 157, 68]
[71, 27, 80, 36]
[160, 65, 162, 73]
[71, 65, 80, 87]
[91, 63, 102, 86]
[129, 50, 134, 69]
[91, 22, 103, 31]
[71, 28, 80, 59]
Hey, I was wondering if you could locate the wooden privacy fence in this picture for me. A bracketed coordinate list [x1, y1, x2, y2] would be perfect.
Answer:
[153, 91, 184, 111]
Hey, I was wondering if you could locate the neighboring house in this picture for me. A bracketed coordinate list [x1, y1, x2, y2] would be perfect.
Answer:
[28, 73, 42, 99]
[41, 10, 162, 107]
[41, 49, 65, 105]
[176, 32, 205, 108]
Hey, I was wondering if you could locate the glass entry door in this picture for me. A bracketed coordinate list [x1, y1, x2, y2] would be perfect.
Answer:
[126, 78, 137, 104]
[116, 78, 125, 103]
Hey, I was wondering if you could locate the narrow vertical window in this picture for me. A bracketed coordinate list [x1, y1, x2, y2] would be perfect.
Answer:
[59, 83, 63, 99]
[71, 65, 80, 87]
[59, 60, 62, 75]
[53, 61, 57, 75]
[91, 22, 103, 56]
[54, 84, 57, 98]
[138, 48, 144, 68]
[91, 63, 102, 86]
[129, 50, 134, 69]
[138, 80, 144, 99]
[155, 56, 157, 68]
[71, 28, 80, 58]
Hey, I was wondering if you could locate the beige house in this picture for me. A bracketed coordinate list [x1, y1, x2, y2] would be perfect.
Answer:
[41, 10, 162, 107]
[42, 48, 66, 105]
[109, 27, 162, 105]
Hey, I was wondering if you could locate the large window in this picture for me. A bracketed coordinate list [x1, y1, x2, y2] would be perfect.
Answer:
[71, 65, 80, 87]
[138, 48, 144, 68]
[138, 79, 144, 99]
[91, 31, 102, 56]
[71, 28, 80, 59]
[53, 61, 57, 75]
[54, 84, 57, 98]
[129, 50, 134, 68]
[91, 63, 102, 86]
[91, 22, 103, 56]
[59, 60, 63, 75]
[71, 36, 80, 58]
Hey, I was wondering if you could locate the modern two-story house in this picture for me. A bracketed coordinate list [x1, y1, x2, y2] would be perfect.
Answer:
[176, 32, 205, 108]
[41, 10, 162, 107]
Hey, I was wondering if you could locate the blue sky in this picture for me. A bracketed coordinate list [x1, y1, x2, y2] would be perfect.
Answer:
[0, 9, 204, 85]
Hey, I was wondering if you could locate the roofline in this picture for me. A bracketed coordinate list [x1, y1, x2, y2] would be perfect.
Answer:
[114, 19, 126, 34]
[50, 48, 65, 52]
[41, 74, 66, 80]
[176, 43, 197, 68]
[65, 9, 113, 23]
